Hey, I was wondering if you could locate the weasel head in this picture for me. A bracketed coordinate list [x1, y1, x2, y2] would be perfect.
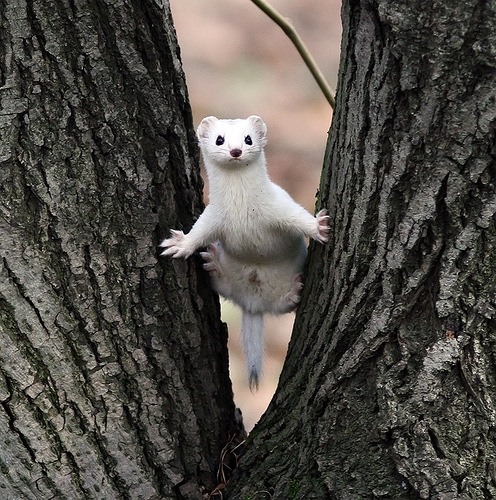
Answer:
[197, 115, 267, 168]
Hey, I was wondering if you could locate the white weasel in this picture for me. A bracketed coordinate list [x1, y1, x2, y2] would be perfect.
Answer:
[160, 115, 329, 389]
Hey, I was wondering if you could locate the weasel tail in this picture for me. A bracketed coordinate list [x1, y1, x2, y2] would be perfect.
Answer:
[241, 312, 265, 390]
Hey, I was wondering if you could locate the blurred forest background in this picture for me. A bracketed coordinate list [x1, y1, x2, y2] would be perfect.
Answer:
[170, 0, 342, 430]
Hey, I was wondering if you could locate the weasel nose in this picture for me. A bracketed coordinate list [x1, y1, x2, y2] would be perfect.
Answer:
[230, 148, 242, 158]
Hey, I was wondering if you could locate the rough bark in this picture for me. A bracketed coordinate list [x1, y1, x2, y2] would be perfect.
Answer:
[227, 0, 496, 498]
[0, 1, 237, 499]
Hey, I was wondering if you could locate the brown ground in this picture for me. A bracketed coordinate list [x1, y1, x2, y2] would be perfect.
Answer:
[170, 0, 342, 431]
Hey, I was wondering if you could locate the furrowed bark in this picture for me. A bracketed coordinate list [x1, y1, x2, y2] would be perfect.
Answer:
[227, 0, 496, 498]
[0, 0, 237, 498]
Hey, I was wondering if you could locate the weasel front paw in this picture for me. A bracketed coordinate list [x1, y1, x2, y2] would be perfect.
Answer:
[159, 230, 194, 259]
[314, 209, 330, 244]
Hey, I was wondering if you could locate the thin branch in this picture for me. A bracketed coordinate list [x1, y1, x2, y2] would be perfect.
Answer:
[249, 0, 335, 109]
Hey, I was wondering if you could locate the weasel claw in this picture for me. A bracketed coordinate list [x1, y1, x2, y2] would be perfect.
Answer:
[315, 209, 330, 243]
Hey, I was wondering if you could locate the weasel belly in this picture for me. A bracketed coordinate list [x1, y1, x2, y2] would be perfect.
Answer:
[220, 230, 303, 263]
[209, 238, 307, 315]
[216, 203, 303, 263]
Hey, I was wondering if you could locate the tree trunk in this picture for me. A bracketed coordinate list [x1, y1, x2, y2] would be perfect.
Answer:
[0, 1, 238, 498]
[227, 0, 496, 498]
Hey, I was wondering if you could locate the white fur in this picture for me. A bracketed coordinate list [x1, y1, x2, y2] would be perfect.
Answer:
[160, 115, 329, 389]
[242, 312, 264, 389]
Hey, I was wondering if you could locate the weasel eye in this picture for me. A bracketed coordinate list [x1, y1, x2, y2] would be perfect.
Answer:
[215, 135, 224, 146]
[244, 135, 253, 145]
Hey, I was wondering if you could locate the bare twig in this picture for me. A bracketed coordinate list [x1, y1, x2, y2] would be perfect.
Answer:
[249, 0, 335, 109]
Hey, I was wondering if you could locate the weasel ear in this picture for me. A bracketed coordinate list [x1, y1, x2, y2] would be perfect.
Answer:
[197, 116, 218, 139]
[247, 115, 267, 142]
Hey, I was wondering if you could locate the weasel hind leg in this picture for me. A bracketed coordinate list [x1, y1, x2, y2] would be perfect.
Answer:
[200, 243, 222, 274]
[271, 272, 304, 314]
[200, 243, 233, 298]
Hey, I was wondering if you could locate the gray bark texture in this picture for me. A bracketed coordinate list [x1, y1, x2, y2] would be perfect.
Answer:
[227, 0, 496, 499]
[0, 0, 238, 499]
